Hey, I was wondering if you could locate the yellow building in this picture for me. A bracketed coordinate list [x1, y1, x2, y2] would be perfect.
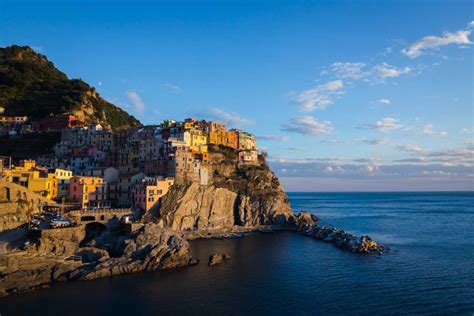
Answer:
[190, 129, 208, 147]
[1, 159, 38, 186]
[18, 159, 37, 171]
[208, 121, 227, 146]
[27, 171, 58, 200]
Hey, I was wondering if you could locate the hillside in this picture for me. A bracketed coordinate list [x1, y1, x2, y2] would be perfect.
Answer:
[0, 45, 140, 131]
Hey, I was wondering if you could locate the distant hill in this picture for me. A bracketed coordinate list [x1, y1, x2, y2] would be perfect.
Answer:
[0, 45, 141, 131]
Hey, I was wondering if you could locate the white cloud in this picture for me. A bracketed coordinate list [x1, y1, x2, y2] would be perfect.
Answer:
[330, 62, 367, 79]
[379, 98, 391, 105]
[372, 62, 411, 81]
[328, 62, 411, 84]
[402, 29, 472, 58]
[469, 21, 474, 28]
[421, 124, 447, 137]
[161, 83, 183, 94]
[282, 116, 334, 135]
[126, 91, 145, 116]
[257, 135, 290, 142]
[460, 128, 474, 134]
[295, 80, 344, 112]
[209, 108, 254, 126]
[359, 117, 403, 132]
[396, 144, 424, 155]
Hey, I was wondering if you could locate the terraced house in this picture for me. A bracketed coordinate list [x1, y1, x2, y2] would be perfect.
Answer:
[69, 176, 110, 209]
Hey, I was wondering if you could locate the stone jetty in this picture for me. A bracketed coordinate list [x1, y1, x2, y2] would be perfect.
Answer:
[296, 211, 388, 254]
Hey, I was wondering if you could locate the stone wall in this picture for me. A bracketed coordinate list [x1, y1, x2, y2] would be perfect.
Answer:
[0, 179, 56, 231]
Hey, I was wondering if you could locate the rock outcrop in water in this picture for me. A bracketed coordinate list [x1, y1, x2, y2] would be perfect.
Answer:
[299, 223, 388, 254]
[208, 253, 231, 266]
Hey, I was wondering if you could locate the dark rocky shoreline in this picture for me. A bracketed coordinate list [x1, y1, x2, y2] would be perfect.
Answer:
[0, 211, 388, 297]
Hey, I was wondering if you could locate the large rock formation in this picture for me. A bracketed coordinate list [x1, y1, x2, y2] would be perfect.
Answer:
[0, 223, 192, 297]
[149, 154, 296, 232]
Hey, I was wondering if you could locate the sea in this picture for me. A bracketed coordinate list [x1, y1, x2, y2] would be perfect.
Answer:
[1, 192, 473, 315]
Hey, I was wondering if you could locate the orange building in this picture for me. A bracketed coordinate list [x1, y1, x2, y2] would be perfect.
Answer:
[69, 176, 110, 209]
[226, 130, 238, 149]
[132, 177, 174, 213]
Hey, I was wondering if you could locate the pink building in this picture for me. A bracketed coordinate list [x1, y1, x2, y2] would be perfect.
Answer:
[69, 176, 110, 209]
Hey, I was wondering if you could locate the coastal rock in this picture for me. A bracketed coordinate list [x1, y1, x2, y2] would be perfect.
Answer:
[301, 224, 387, 254]
[150, 161, 296, 231]
[0, 256, 82, 297]
[28, 225, 86, 257]
[76, 247, 110, 263]
[78, 223, 192, 280]
[296, 211, 320, 229]
[0, 223, 192, 297]
[208, 253, 231, 266]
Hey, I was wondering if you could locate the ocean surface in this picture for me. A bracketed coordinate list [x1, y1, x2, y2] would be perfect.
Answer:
[1, 192, 474, 315]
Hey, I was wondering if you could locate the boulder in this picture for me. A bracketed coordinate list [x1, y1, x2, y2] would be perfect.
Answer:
[76, 247, 110, 263]
[208, 253, 231, 266]
[296, 211, 320, 229]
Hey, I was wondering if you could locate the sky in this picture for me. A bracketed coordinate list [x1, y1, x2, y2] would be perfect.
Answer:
[1, 0, 473, 191]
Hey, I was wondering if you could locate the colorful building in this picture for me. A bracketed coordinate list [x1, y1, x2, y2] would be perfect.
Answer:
[226, 130, 238, 149]
[132, 177, 175, 213]
[69, 176, 110, 209]
[189, 129, 208, 148]
[232, 129, 257, 151]
[208, 121, 227, 146]
[27, 171, 58, 200]
[117, 172, 145, 207]
[51, 168, 73, 200]
[34, 113, 85, 131]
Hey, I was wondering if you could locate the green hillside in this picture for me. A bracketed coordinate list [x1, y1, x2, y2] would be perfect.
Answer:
[0, 45, 140, 131]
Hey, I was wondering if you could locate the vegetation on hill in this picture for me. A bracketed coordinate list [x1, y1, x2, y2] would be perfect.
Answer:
[0, 45, 141, 131]
[0, 132, 61, 161]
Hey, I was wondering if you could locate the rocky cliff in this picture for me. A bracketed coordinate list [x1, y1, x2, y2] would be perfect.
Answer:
[147, 152, 296, 232]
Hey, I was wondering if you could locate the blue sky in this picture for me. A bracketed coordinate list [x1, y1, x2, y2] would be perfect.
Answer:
[1, 0, 473, 191]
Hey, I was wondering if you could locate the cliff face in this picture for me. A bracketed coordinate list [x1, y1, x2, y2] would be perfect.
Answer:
[0, 45, 140, 131]
[149, 154, 296, 231]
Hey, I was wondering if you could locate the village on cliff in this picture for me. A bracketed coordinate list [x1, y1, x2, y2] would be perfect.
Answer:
[0, 112, 259, 228]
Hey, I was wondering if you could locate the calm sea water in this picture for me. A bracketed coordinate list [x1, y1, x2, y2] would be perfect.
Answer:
[1, 192, 474, 315]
